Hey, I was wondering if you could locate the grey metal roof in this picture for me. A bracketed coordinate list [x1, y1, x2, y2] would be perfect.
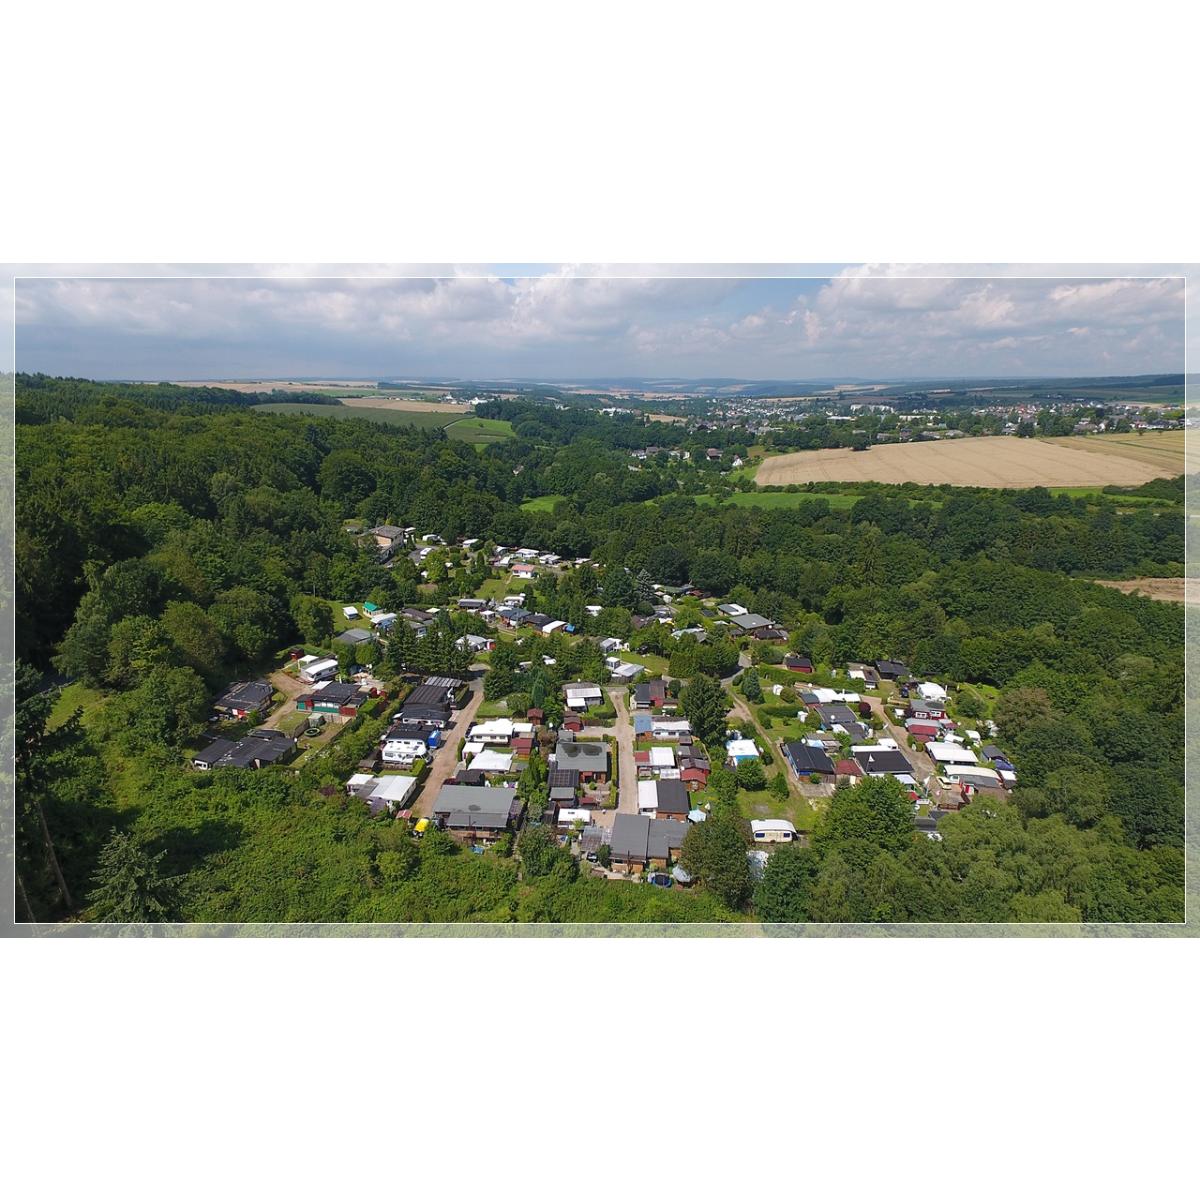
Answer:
[555, 739, 609, 769]
[432, 785, 517, 817]
[655, 779, 690, 814]
[648, 819, 687, 859]
[610, 813, 650, 859]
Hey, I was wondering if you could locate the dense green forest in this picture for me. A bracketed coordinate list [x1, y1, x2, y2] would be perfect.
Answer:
[14, 376, 1186, 924]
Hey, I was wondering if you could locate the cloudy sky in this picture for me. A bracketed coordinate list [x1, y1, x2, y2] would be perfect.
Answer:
[10, 265, 1186, 381]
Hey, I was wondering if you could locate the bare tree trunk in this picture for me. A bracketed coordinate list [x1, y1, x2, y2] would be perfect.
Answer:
[15, 868, 37, 923]
[34, 797, 72, 911]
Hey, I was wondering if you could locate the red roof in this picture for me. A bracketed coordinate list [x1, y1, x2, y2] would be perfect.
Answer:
[512, 736, 534, 752]
[835, 759, 863, 775]
[634, 751, 650, 764]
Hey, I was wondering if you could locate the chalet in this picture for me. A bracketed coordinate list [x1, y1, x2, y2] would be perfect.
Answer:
[553, 735, 609, 781]
[455, 633, 495, 654]
[814, 702, 859, 728]
[468, 718, 516, 744]
[609, 812, 687, 873]
[192, 728, 296, 771]
[835, 758, 863, 781]
[852, 747, 913, 779]
[456, 597, 487, 611]
[402, 607, 436, 627]
[608, 660, 644, 682]
[395, 682, 454, 729]
[345, 773, 417, 816]
[906, 718, 943, 742]
[907, 698, 948, 722]
[212, 679, 273, 720]
[369, 525, 406, 559]
[432, 784, 524, 844]
[296, 682, 370, 717]
[783, 741, 836, 778]
[652, 778, 690, 821]
[725, 737, 760, 766]
[651, 718, 692, 741]
[729, 612, 775, 634]
[634, 679, 668, 709]
[564, 682, 604, 711]
[750, 625, 786, 642]
[464, 748, 514, 776]
[512, 562, 538, 580]
[333, 627, 376, 647]
[874, 659, 909, 681]
[511, 735, 535, 755]
[548, 768, 580, 805]
[525, 708, 544, 726]
[783, 654, 814, 674]
[927, 741, 980, 768]
[717, 603, 748, 617]
[845, 662, 881, 685]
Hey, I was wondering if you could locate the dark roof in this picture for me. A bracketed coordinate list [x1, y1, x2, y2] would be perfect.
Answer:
[655, 779, 690, 814]
[194, 737, 237, 766]
[783, 742, 836, 775]
[611, 813, 650, 859]
[333, 628, 375, 645]
[874, 659, 908, 677]
[548, 768, 580, 790]
[815, 703, 858, 727]
[853, 748, 912, 776]
[555, 739, 608, 769]
[213, 680, 273, 711]
[648, 818, 687, 859]
[784, 655, 813, 668]
[310, 682, 366, 704]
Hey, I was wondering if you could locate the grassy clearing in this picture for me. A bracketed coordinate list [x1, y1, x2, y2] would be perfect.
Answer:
[444, 416, 514, 444]
[521, 494, 567, 512]
[253, 402, 459, 428]
[48, 680, 108, 730]
[1047, 485, 1178, 505]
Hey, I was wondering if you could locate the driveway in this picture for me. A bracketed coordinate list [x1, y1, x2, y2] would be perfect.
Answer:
[589, 687, 638, 828]
[859, 693, 949, 802]
[411, 673, 486, 817]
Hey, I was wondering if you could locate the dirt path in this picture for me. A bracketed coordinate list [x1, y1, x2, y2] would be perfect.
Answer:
[411, 675, 485, 817]
[588, 688, 638, 828]
[1093, 576, 1194, 605]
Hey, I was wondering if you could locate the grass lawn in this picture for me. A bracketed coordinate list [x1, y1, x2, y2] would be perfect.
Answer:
[620, 650, 670, 674]
[737, 787, 823, 834]
[48, 680, 108, 730]
[444, 416, 514, 444]
[1048, 486, 1177, 506]
[253, 402, 460, 429]
[521, 494, 566, 512]
[477, 574, 524, 602]
[475, 699, 510, 718]
[694, 490, 865, 511]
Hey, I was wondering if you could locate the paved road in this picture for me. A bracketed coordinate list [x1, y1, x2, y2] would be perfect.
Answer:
[588, 687, 638, 828]
[411, 674, 486, 817]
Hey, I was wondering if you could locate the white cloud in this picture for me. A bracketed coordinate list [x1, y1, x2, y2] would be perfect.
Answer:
[9, 266, 1187, 379]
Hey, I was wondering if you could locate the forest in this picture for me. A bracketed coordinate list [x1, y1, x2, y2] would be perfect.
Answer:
[13, 375, 1186, 924]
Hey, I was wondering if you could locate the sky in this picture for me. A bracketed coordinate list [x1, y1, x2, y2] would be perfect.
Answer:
[9, 265, 1187, 382]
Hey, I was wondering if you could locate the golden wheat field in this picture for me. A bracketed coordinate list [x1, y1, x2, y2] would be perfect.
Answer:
[754, 432, 1193, 489]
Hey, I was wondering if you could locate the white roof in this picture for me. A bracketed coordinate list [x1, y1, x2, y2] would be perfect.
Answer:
[649, 746, 675, 767]
[725, 738, 759, 757]
[928, 741, 979, 765]
[918, 682, 949, 702]
[944, 764, 1001, 785]
[346, 773, 373, 788]
[565, 684, 602, 699]
[751, 819, 797, 834]
[462, 741, 484, 757]
[687, 809, 707, 823]
[366, 775, 417, 804]
[556, 808, 592, 825]
[342, 606, 358, 617]
[471, 718, 514, 739]
[302, 657, 338, 674]
[637, 780, 658, 810]
[467, 749, 514, 773]
[652, 719, 691, 733]
[543, 620, 567, 633]
[297, 654, 319, 666]
[369, 610, 397, 625]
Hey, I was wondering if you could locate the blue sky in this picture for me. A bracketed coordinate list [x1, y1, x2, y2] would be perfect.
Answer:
[11, 266, 1186, 381]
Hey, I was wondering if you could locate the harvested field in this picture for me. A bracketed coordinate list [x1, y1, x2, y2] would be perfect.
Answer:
[755, 432, 1191, 489]
[1093, 577, 1196, 605]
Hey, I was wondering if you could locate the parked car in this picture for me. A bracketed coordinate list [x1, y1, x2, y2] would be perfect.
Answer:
[647, 872, 673, 889]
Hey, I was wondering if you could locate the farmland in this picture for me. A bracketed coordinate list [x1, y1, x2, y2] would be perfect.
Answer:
[754, 431, 1191, 489]
[1093, 577, 1197, 605]
[252, 402, 513, 443]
